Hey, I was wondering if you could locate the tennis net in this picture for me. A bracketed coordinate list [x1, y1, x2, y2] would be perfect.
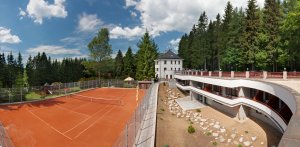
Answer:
[69, 94, 123, 106]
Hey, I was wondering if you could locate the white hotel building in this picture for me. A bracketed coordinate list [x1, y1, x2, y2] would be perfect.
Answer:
[154, 50, 183, 80]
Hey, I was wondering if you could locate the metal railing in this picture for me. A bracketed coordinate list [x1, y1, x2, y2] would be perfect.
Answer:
[176, 70, 300, 79]
[0, 79, 138, 104]
[0, 122, 14, 147]
[114, 84, 153, 147]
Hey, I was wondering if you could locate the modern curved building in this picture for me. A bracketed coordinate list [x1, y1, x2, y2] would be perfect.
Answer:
[174, 71, 300, 147]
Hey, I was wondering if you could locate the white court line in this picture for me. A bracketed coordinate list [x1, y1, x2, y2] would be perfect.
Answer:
[74, 106, 115, 139]
[28, 110, 72, 140]
[63, 105, 110, 134]
[55, 105, 90, 118]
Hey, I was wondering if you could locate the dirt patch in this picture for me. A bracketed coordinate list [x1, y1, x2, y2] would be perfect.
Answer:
[155, 83, 213, 147]
[155, 82, 282, 147]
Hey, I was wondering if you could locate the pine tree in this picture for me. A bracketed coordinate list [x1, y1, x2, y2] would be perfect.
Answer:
[6, 52, 17, 87]
[223, 7, 246, 71]
[190, 12, 208, 70]
[243, 0, 261, 70]
[221, 1, 234, 70]
[260, 0, 282, 71]
[115, 50, 124, 78]
[178, 34, 189, 69]
[136, 31, 158, 80]
[123, 47, 136, 78]
[17, 52, 24, 74]
[25, 55, 34, 86]
[0, 53, 6, 87]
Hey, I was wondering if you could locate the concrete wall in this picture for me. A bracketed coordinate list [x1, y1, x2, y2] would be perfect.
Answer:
[248, 108, 281, 132]
[206, 98, 239, 117]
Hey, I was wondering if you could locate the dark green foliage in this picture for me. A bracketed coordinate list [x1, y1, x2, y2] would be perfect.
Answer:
[25, 52, 87, 86]
[136, 31, 158, 80]
[242, 0, 261, 70]
[115, 50, 124, 78]
[178, 0, 299, 71]
[87, 28, 112, 62]
[123, 47, 136, 78]
[188, 125, 195, 134]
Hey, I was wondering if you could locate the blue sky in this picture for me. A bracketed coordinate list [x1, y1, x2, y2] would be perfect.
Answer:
[0, 0, 265, 62]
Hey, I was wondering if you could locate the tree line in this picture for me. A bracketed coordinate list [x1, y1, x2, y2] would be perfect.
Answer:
[178, 0, 300, 72]
[0, 52, 87, 88]
[0, 28, 158, 88]
[86, 28, 158, 81]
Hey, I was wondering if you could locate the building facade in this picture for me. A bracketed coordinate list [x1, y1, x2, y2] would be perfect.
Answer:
[174, 71, 300, 146]
[154, 50, 183, 80]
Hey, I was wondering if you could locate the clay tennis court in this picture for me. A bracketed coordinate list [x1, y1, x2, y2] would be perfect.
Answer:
[0, 88, 145, 147]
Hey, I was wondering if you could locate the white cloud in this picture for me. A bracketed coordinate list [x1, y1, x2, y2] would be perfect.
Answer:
[0, 27, 21, 44]
[169, 38, 181, 50]
[121, 0, 265, 37]
[19, 8, 26, 20]
[77, 13, 103, 32]
[20, 0, 67, 24]
[110, 26, 145, 40]
[125, 0, 138, 8]
[27, 45, 82, 55]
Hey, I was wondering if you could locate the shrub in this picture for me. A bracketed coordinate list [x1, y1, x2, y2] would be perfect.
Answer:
[245, 131, 249, 134]
[160, 108, 165, 111]
[163, 145, 169, 147]
[188, 125, 195, 134]
[206, 132, 212, 136]
[212, 141, 218, 146]
[196, 109, 201, 112]
[238, 144, 243, 147]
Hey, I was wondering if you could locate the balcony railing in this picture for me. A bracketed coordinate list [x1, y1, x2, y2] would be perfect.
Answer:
[175, 70, 300, 79]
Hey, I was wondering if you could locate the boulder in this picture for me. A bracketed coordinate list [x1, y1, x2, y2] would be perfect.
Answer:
[251, 136, 257, 142]
[243, 141, 251, 146]
[239, 137, 243, 143]
[220, 128, 226, 133]
[213, 124, 220, 129]
[212, 133, 219, 137]
[231, 134, 236, 139]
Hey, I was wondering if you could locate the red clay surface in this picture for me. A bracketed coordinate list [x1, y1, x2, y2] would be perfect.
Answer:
[0, 88, 145, 147]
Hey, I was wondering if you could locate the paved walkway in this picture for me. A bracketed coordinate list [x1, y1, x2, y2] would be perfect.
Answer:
[175, 96, 206, 111]
[135, 83, 159, 147]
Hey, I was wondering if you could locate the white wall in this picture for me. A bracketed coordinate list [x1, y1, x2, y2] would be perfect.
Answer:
[155, 59, 183, 79]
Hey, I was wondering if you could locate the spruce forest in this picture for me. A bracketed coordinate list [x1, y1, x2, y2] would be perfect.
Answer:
[178, 0, 300, 72]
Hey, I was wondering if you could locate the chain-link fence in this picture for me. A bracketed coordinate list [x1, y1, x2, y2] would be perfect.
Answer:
[0, 79, 138, 104]
[114, 84, 153, 147]
[0, 122, 14, 147]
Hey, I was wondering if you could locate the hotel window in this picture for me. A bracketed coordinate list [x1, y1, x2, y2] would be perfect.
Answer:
[156, 68, 158, 71]
[164, 60, 167, 64]
[156, 61, 158, 65]
[164, 67, 167, 71]
[175, 68, 176, 71]
[171, 60, 173, 64]
[178, 61, 181, 64]
[171, 68, 173, 70]
[178, 68, 181, 71]
[175, 61, 177, 64]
